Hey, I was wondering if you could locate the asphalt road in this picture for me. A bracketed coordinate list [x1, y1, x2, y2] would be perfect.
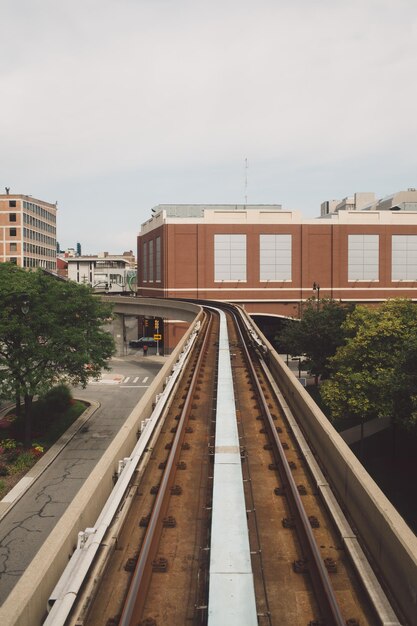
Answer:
[0, 353, 164, 604]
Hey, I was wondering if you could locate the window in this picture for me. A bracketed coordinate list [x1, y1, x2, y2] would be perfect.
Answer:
[348, 234, 379, 280]
[9, 228, 17, 237]
[148, 240, 154, 281]
[143, 242, 148, 281]
[392, 235, 417, 280]
[214, 234, 246, 281]
[10, 243, 17, 252]
[9, 257, 17, 264]
[260, 234, 292, 281]
[155, 237, 161, 281]
[9, 200, 16, 208]
[9, 213, 16, 222]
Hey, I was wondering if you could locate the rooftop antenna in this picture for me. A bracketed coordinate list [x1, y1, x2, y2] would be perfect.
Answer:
[244, 158, 248, 205]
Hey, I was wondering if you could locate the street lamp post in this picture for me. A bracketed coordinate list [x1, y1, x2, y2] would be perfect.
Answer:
[313, 282, 320, 311]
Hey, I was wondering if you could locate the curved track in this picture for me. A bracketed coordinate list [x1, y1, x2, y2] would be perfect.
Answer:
[46, 303, 401, 626]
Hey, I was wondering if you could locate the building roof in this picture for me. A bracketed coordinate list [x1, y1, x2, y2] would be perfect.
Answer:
[0, 193, 57, 209]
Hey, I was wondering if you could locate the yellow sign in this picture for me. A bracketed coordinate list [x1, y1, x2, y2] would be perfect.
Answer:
[154, 334, 162, 340]
[155, 320, 159, 329]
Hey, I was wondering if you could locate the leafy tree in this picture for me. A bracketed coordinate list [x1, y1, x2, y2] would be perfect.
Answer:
[321, 299, 417, 435]
[277, 299, 353, 384]
[389, 336, 417, 432]
[0, 264, 115, 446]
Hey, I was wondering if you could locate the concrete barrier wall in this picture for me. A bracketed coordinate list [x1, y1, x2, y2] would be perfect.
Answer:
[244, 311, 417, 626]
[0, 307, 203, 626]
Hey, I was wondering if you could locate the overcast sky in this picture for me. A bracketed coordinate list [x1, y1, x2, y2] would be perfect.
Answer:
[1, 0, 417, 254]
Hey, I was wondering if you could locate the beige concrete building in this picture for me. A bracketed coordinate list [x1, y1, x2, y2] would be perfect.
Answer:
[321, 192, 376, 216]
[0, 192, 57, 270]
[67, 251, 136, 293]
[321, 188, 417, 216]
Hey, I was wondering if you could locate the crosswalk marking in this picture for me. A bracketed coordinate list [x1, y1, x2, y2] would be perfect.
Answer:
[89, 374, 152, 386]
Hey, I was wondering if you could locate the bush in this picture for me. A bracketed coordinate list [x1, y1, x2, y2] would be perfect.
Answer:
[43, 384, 73, 413]
[11, 451, 35, 472]
[14, 385, 74, 436]
[0, 463, 10, 476]
[4, 448, 21, 463]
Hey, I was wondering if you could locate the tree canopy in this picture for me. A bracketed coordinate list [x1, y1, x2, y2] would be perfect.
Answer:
[321, 299, 417, 431]
[277, 299, 353, 383]
[0, 264, 115, 445]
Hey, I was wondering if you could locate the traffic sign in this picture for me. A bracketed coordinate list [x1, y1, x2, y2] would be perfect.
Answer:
[155, 319, 159, 330]
[154, 334, 162, 340]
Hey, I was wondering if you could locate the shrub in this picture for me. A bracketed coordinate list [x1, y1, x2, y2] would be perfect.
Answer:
[0, 438, 17, 450]
[0, 463, 10, 476]
[11, 451, 35, 472]
[31, 444, 44, 457]
[4, 448, 21, 463]
[43, 384, 73, 413]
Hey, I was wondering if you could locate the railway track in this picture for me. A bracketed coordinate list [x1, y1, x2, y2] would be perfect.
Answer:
[46, 303, 401, 626]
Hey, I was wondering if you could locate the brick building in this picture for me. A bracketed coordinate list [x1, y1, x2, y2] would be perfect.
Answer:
[0, 192, 57, 271]
[137, 203, 417, 318]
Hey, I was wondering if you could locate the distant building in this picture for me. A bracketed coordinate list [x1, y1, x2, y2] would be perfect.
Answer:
[321, 192, 376, 216]
[67, 251, 136, 293]
[0, 191, 57, 270]
[320, 188, 417, 216]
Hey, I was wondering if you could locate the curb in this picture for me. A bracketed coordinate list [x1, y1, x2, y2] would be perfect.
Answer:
[0, 399, 100, 523]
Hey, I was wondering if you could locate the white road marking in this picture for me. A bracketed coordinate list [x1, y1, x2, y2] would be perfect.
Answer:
[142, 376, 149, 383]
[121, 385, 150, 388]
[133, 377, 139, 383]
[123, 377, 130, 383]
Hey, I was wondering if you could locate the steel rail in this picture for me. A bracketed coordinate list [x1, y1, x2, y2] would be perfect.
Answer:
[228, 305, 346, 626]
[119, 310, 215, 626]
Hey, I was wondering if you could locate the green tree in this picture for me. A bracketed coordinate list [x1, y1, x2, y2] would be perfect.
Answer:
[0, 264, 115, 446]
[321, 299, 417, 435]
[389, 335, 417, 432]
[277, 299, 353, 384]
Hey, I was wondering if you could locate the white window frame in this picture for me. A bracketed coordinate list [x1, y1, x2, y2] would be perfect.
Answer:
[214, 234, 246, 282]
[392, 235, 417, 281]
[260, 234, 292, 281]
[155, 236, 161, 282]
[143, 241, 147, 282]
[348, 234, 379, 281]
[148, 239, 154, 282]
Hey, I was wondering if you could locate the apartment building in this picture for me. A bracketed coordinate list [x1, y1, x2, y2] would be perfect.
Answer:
[137, 200, 417, 318]
[0, 192, 57, 271]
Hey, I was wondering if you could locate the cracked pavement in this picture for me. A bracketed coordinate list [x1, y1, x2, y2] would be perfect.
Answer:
[0, 356, 163, 604]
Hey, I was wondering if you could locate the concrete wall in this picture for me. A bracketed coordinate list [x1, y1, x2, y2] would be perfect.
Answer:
[0, 305, 203, 626]
[244, 311, 417, 626]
